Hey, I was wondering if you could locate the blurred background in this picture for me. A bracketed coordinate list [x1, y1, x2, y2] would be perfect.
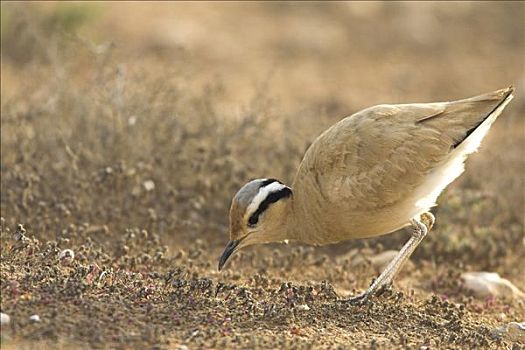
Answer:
[2, 0, 524, 276]
[2, 0, 524, 273]
[1, 2, 524, 348]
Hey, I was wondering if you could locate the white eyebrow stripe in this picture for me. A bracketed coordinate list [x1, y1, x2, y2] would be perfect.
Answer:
[246, 181, 288, 219]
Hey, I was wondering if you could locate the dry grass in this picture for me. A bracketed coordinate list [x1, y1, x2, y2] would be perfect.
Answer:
[1, 2, 524, 349]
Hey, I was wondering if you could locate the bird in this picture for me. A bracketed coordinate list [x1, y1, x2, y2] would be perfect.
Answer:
[218, 87, 515, 303]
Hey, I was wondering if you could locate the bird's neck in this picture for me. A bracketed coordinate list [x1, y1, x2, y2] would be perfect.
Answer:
[257, 196, 300, 244]
[278, 196, 303, 243]
[285, 187, 327, 245]
[261, 190, 319, 244]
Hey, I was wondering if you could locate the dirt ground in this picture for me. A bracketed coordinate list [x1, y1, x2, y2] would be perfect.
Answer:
[1, 2, 524, 349]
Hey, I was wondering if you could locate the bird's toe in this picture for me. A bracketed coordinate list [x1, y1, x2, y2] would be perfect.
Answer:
[339, 292, 371, 306]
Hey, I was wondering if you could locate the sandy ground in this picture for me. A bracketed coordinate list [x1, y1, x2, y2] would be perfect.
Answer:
[1, 2, 524, 349]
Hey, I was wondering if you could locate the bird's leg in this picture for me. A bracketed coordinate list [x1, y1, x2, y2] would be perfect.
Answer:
[345, 212, 435, 304]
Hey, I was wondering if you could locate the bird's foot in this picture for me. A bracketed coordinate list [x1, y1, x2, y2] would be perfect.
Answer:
[339, 282, 394, 306]
[374, 282, 394, 297]
[341, 292, 370, 305]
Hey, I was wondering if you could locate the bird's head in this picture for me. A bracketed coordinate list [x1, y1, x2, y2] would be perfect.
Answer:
[218, 178, 293, 271]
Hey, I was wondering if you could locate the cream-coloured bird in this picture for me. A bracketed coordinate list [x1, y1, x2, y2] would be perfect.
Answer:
[218, 87, 514, 303]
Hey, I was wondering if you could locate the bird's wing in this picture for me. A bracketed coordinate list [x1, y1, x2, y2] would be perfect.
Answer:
[293, 88, 514, 211]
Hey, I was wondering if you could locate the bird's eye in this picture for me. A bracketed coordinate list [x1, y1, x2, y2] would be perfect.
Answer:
[248, 215, 258, 227]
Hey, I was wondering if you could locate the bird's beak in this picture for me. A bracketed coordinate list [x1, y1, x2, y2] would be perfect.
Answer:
[218, 239, 240, 271]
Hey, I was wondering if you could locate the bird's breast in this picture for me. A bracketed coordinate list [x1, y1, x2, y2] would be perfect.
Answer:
[291, 175, 417, 245]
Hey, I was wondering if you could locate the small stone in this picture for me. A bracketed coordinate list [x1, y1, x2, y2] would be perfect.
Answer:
[1, 312, 10, 325]
[296, 304, 310, 311]
[176, 346, 189, 350]
[128, 115, 137, 126]
[143, 180, 155, 191]
[461, 272, 525, 299]
[29, 314, 41, 322]
[59, 249, 75, 261]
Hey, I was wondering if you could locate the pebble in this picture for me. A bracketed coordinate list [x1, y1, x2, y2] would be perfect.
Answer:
[128, 115, 137, 126]
[143, 180, 155, 191]
[296, 304, 310, 311]
[461, 272, 525, 299]
[0, 312, 10, 325]
[29, 314, 41, 322]
[59, 249, 75, 261]
[492, 321, 525, 342]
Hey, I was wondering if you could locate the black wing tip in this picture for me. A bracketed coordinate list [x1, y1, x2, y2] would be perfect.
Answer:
[502, 86, 515, 99]
[452, 86, 514, 149]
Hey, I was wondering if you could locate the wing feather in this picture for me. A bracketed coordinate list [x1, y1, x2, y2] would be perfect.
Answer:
[293, 88, 514, 213]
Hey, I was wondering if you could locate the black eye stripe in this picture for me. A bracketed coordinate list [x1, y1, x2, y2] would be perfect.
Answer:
[248, 187, 292, 227]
